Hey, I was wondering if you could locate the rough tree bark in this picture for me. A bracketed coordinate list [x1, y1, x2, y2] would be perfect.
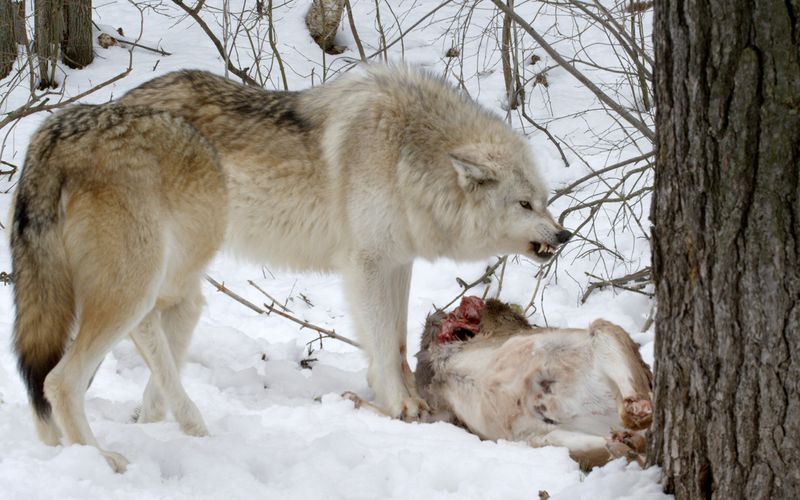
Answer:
[13, 2, 27, 46]
[0, 0, 17, 78]
[650, 1, 800, 499]
[34, 0, 61, 88]
[62, 0, 93, 68]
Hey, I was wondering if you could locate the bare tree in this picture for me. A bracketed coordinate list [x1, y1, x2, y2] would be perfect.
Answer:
[0, 0, 17, 78]
[34, 0, 61, 88]
[62, 0, 94, 68]
[650, 0, 800, 498]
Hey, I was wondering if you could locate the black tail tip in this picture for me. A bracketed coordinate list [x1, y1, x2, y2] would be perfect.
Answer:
[17, 357, 54, 420]
[31, 394, 53, 420]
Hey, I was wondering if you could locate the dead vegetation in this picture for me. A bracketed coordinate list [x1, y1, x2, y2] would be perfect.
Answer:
[1, 0, 656, 336]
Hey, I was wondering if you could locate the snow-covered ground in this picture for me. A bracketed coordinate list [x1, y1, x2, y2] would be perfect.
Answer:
[0, 1, 667, 498]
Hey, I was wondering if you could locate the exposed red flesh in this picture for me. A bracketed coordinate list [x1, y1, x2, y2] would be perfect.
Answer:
[437, 296, 485, 344]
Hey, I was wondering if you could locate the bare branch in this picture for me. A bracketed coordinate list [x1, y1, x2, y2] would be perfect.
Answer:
[205, 275, 360, 348]
[549, 151, 654, 204]
[170, 0, 259, 86]
[520, 107, 570, 168]
[490, 0, 654, 141]
[439, 256, 507, 312]
[247, 279, 293, 313]
[344, 0, 366, 61]
[580, 267, 651, 303]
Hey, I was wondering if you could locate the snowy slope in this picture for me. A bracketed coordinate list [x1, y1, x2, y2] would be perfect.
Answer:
[0, 1, 667, 498]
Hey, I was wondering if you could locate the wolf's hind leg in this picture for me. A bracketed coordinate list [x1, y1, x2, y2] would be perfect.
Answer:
[45, 195, 167, 473]
[137, 284, 205, 424]
[44, 308, 145, 473]
[130, 308, 207, 437]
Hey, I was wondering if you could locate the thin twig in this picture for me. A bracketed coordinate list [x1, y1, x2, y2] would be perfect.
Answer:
[523, 267, 546, 315]
[344, 0, 366, 61]
[549, 151, 654, 204]
[490, 0, 654, 141]
[0, 68, 131, 130]
[205, 275, 264, 314]
[520, 107, 570, 168]
[170, 0, 259, 86]
[493, 256, 509, 299]
[0, 160, 18, 175]
[580, 267, 651, 303]
[262, 301, 361, 348]
[266, 0, 288, 90]
[91, 22, 172, 55]
[205, 275, 360, 348]
[559, 183, 652, 225]
[365, 0, 453, 59]
[247, 279, 293, 313]
[439, 256, 507, 311]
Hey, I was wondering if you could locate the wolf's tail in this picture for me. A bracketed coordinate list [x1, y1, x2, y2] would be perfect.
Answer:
[11, 159, 75, 422]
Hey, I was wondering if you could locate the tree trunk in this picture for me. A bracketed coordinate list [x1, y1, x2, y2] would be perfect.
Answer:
[62, 0, 92, 68]
[650, 1, 800, 499]
[13, 2, 27, 46]
[34, 0, 61, 88]
[0, 0, 17, 78]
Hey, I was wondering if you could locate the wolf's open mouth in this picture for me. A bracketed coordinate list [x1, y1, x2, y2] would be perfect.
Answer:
[530, 241, 557, 260]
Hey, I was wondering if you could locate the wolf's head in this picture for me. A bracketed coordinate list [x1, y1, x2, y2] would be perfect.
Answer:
[449, 140, 571, 263]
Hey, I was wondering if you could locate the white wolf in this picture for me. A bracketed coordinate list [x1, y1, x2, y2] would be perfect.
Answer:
[12, 66, 572, 471]
[123, 65, 572, 419]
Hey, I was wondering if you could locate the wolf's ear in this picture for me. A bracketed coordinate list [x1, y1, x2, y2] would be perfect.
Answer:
[450, 152, 497, 193]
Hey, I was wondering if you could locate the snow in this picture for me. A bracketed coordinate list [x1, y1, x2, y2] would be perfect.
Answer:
[0, 1, 668, 498]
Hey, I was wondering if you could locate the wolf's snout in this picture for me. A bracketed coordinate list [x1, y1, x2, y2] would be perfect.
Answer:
[555, 230, 572, 244]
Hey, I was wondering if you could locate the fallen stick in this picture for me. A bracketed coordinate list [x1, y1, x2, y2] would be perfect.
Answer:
[205, 275, 361, 349]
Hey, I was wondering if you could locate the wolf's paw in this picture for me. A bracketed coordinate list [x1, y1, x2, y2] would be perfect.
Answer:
[178, 417, 209, 437]
[342, 391, 366, 409]
[101, 449, 129, 473]
[176, 402, 209, 437]
[132, 403, 167, 424]
[395, 396, 431, 422]
[178, 414, 208, 437]
[621, 397, 652, 430]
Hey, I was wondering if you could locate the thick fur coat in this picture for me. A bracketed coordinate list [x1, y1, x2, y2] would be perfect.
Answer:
[121, 66, 570, 419]
[11, 104, 226, 471]
[12, 66, 572, 472]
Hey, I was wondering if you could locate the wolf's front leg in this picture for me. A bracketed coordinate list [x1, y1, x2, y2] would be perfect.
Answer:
[343, 259, 429, 421]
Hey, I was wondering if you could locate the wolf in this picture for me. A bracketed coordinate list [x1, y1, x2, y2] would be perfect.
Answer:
[11, 103, 227, 471]
[120, 65, 571, 421]
[414, 297, 653, 469]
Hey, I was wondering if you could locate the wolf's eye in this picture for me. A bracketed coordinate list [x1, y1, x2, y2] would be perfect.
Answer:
[519, 201, 533, 210]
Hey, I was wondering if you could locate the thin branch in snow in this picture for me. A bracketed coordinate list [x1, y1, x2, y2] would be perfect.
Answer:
[205, 275, 361, 349]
